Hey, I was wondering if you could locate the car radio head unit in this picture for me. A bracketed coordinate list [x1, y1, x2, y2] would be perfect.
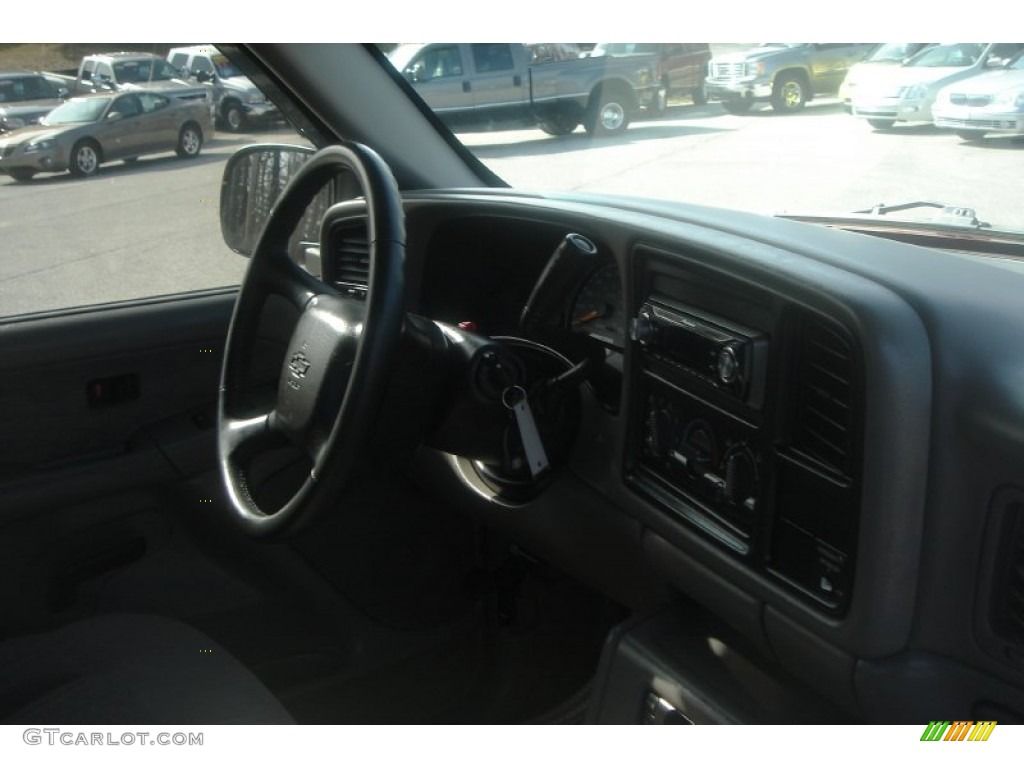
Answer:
[630, 299, 768, 409]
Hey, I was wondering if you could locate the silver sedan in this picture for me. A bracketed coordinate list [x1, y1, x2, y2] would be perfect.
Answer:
[0, 90, 215, 181]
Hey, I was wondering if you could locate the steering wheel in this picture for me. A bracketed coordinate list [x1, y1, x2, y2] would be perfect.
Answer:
[217, 143, 405, 536]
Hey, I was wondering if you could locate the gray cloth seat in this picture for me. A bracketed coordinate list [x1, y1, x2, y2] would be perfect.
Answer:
[0, 614, 294, 724]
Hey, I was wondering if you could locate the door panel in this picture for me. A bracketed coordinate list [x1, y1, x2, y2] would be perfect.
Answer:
[0, 291, 236, 524]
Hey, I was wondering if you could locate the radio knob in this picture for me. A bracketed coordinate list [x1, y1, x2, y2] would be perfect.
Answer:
[631, 312, 657, 345]
[716, 344, 740, 385]
[645, 407, 677, 456]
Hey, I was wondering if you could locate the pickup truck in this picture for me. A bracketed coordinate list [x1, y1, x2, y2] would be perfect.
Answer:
[705, 43, 874, 114]
[387, 43, 660, 136]
[167, 45, 278, 132]
[48, 52, 212, 103]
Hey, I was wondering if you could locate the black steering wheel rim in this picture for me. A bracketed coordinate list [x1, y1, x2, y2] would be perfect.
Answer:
[217, 142, 405, 537]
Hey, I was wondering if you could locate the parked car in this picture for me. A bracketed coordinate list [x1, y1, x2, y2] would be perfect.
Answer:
[167, 44, 279, 132]
[0, 71, 68, 133]
[932, 50, 1024, 140]
[388, 42, 660, 136]
[590, 43, 711, 109]
[49, 52, 213, 105]
[705, 43, 874, 113]
[0, 90, 214, 180]
[851, 42, 1024, 129]
[838, 43, 934, 113]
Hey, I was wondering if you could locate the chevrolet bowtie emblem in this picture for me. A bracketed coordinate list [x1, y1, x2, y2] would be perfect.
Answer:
[288, 351, 311, 378]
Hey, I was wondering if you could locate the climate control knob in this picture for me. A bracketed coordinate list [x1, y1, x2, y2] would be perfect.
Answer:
[724, 447, 758, 507]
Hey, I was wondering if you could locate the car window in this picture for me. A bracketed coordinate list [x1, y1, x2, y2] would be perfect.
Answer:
[43, 96, 112, 124]
[0, 44, 310, 319]
[0, 76, 58, 101]
[111, 93, 141, 117]
[113, 58, 179, 83]
[471, 44, 515, 73]
[907, 43, 985, 68]
[193, 56, 215, 76]
[138, 92, 169, 113]
[419, 45, 463, 79]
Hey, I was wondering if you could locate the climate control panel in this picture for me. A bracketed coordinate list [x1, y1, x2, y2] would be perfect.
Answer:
[637, 387, 766, 543]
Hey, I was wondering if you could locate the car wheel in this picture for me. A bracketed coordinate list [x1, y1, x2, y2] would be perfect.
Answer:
[867, 119, 896, 130]
[721, 96, 754, 115]
[68, 140, 101, 178]
[771, 73, 808, 113]
[956, 130, 986, 141]
[585, 85, 631, 136]
[8, 168, 36, 182]
[691, 81, 708, 106]
[176, 123, 203, 158]
[538, 113, 579, 136]
[224, 103, 245, 132]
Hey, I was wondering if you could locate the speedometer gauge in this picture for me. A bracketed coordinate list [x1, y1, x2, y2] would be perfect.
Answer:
[570, 261, 625, 348]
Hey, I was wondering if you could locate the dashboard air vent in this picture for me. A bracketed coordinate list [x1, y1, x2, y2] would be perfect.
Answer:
[790, 316, 857, 477]
[332, 222, 370, 293]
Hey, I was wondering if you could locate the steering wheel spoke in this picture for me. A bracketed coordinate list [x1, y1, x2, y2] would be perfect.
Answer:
[258, 249, 330, 310]
[217, 142, 405, 537]
[220, 411, 284, 460]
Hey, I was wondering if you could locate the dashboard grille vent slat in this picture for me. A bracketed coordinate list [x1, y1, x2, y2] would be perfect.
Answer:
[791, 317, 857, 476]
[333, 222, 370, 290]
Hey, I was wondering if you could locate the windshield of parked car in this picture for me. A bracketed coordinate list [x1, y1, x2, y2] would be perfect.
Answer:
[213, 54, 243, 79]
[867, 43, 931, 62]
[387, 44, 423, 73]
[906, 43, 984, 68]
[113, 58, 180, 83]
[41, 95, 111, 124]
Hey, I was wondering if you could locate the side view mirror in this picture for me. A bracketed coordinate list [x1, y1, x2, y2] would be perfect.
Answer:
[220, 144, 327, 257]
[195, 70, 213, 83]
[58, 87, 69, 100]
[106, 111, 123, 121]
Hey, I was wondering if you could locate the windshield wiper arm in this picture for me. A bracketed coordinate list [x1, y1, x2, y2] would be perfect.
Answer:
[855, 201, 991, 230]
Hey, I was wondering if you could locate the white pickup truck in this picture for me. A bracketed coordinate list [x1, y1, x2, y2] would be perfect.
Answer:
[388, 43, 660, 136]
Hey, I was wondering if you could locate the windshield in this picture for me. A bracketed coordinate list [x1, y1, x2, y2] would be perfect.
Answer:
[42, 96, 111, 124]
[381, 42, 1024, 235]
[906, 43, 984, 68]
[213, 54, 243, 79]
[4, 41, 1024, 322]
[113, 58, 179, 83]
[866, 43, 932, 62]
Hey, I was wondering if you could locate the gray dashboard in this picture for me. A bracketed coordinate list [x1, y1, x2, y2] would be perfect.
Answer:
[387, 189, 1024, 723]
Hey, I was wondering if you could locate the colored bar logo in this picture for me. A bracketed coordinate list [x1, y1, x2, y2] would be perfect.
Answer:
[920, 721, 997, 741]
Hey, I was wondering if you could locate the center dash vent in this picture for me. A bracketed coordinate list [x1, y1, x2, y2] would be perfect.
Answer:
[789, 315, 858, 477]
[330, 221, 370, 295]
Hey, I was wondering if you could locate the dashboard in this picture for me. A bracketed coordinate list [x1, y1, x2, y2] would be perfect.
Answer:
[321, 187, 1024, 723]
